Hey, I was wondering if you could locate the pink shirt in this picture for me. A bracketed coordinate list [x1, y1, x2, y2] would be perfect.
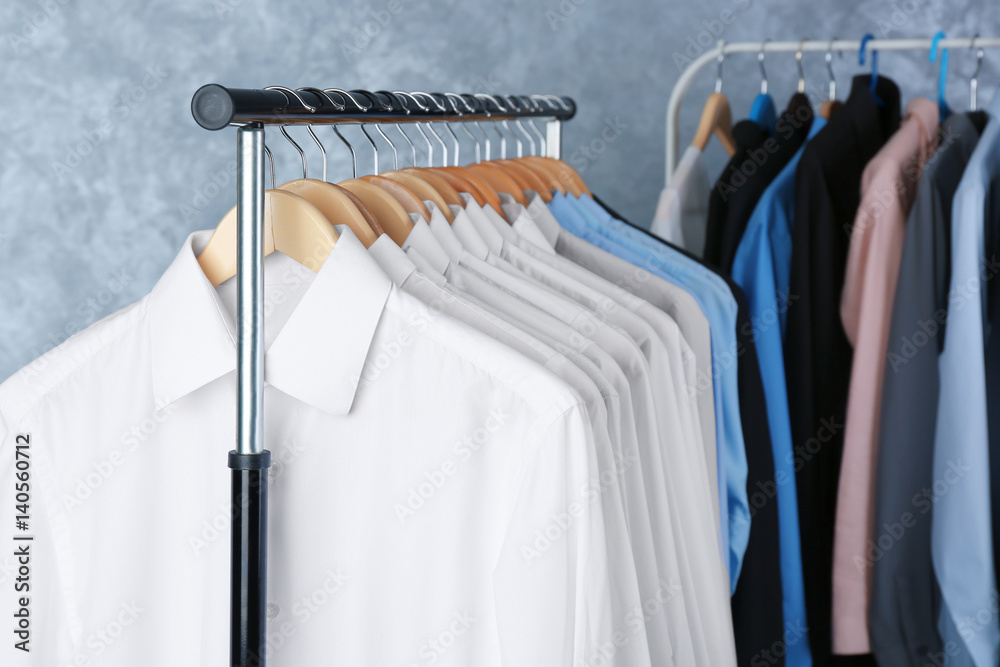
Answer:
[832, 97, 939, 655]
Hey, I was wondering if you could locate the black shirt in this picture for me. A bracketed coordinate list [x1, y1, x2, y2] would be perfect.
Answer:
[709, 93, 815, 273]
[703, 120, 769, 266]
[594, 195, 786, 667]
[783, 74, 901, 665]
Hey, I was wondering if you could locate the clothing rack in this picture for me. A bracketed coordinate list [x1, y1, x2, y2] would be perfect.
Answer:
[665, 36, 1000, 183]
[188, 85, 575, 667]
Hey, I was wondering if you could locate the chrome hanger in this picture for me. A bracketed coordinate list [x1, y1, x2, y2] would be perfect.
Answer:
[796, 39, 807, 93]
[412, 91, 449, 166]
[474, 93, 508, 159]
[324, 88, 371, 179]
[826, 38, 840, 102]
[758, 39, 771, 95]
[465, 93, 492, 161]
[447, 92, 481, 164]
[971, 34, 985, 110]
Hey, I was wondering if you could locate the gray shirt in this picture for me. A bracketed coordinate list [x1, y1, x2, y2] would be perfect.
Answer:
[870, 111, 987, 666]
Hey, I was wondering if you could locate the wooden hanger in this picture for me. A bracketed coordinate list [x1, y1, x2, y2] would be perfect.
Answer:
[523, 156, 582, 196]
[337, 178, 414, 245]
[400, 168, 464, 209]
[466, 164, 529, 206]
[334, 183, 385, 238]
[277, 179, 380, 248]
[516, 159, 566, 195]
[427, 167, 486, 206]
[375, 171, 452, 222]
[691, 92, 737, 156]
[438, 167, 505, 217]
[496, 159, 552, 202]
[540, 157, 591, 197]
[198, 190, 338, 286]
[360, 174, 432, 221]
[819, 99, 843, 119]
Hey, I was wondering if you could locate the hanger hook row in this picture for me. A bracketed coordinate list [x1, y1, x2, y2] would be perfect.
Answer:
[474, 93, 508, 113]
[263, 85, 317, 112]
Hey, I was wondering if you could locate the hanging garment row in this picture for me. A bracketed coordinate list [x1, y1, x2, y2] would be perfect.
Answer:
[0, 87, 751, 667]
[653, 35, 1000, 667]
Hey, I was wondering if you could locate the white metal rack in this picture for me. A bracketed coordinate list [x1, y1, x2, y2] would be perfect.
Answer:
[666, 36, 1000, 184]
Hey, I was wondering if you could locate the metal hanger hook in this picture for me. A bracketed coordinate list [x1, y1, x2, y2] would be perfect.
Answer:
[263, 85, 317, 113]
[971, 34, 984, 110]
[279, 126, 308, 179]
[796, 39, 807, 93]
[826, 37, 840, 101]
[715, 40, 726, 94]
[324, 88, 372, 111]
[758, 39, 771, 95]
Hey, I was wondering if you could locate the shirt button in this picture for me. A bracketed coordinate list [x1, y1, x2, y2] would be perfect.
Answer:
[266, 603, 280, 619]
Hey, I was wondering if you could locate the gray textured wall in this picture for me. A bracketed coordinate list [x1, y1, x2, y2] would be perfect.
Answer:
[0, 0, 995, 381]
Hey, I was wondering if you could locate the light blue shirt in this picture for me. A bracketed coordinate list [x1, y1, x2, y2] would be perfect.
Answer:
[729, 116, 826, 667]
[932, 91, 1000, 667]
[548, 193, 751, 590]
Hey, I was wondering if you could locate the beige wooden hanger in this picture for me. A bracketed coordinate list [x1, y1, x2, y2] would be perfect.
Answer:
[467, 163, 529, 207]
[198, 189, 338, 286]
[376, 170, 452, 222]
[278, 180, 380, 247]
[362, 174, 432, 221]
[691, 49, 737, 156]
[338, 178, 414, 245]
[496, 159, 552, 202]
[271, 122, 381, 247]
[400, 168, 465, 209]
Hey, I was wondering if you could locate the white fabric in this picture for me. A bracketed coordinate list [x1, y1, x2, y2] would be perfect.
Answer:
[368, 234, 654, 667]
[649, 146, 711, 256]
[512, 193, 736, 666]
[0, 228, 620, 667]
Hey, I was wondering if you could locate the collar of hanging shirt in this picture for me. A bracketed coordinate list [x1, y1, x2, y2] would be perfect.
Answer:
[0, 226, 620, 667]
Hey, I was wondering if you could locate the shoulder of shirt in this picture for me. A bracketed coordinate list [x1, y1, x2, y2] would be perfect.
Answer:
[0, 297, 149, 425]
[381, 286, 586, 428]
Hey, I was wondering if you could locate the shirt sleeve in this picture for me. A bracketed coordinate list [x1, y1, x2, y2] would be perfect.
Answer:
[492, 402, 623, 667]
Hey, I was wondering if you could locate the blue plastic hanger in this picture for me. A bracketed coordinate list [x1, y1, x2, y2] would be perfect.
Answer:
[749, 39, 777, 134]
[930, 31, 952, 122]
[859, 33, 885, 106]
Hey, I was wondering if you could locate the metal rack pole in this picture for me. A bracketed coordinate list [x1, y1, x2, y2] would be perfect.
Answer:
[665, 36, 1000, 183]
[229, 122, 270, 667]
[190, 84, 577, 667]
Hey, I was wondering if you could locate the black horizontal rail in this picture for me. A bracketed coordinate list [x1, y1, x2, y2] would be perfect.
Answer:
[191, 85, 576, 130]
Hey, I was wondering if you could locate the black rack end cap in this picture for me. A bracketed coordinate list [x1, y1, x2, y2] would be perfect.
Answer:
[228, 450, 271, 470]
[192, 84, 235, 131]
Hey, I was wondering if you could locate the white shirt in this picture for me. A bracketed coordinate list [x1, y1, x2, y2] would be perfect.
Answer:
[649, 146, 711, 256]
[368, 235, 656, 666]
[512, 194, 736, 666]
[0, 228, 619, 667]
[436, 201, 722, 665]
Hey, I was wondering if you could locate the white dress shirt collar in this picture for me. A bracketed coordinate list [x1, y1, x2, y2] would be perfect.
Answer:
[149, 227, 391, 415]
[447, 205, 491, 260]
[520, 191, 562, 246]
